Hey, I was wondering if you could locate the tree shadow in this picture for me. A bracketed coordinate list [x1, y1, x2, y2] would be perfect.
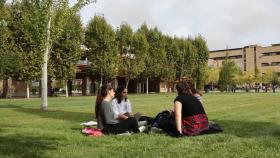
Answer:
[0, 104, 22, 108]
[0, 135, 59, 158]
[14, 107, 94, 123]
[212, 119, 280, 138]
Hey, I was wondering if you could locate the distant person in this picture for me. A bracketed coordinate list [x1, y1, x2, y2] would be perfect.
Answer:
[190, 86, 203, 104]
[95, 84, 140, 134]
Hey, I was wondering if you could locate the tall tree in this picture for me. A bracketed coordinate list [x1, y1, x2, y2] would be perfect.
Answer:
[116, 22, 133, 87]
[8, 0, 44, 99]
[161, 35, 180, 91]
[37, 0, 92, 110]
[142, 27, 166, 94]
[126, 30, 148, 88]
[218, 59, 240, 92]
[50, 11, 84, 97]
[85, 15, 117, 87]
[116, 23, 148, 88]
[176, 38, 196, 79]
[192, 35, 209, 90]
[204, 67, 220, 90]
[0, 1, 22, 98]
[262, 68, 279, 93]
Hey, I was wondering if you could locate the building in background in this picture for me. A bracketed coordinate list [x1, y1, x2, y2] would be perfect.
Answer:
[209, 44, 280, 77]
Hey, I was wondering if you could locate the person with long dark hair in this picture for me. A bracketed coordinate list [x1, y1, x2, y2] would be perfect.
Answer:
[112, 85, 134, 119]
[174, 81, 209, 136]
[159, 81, 209, 136]
[95, 84, 140, 134]
[112, 85, 154, 126]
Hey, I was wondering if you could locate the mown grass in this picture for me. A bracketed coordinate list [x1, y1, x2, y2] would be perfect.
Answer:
[0, 93, 280, 158]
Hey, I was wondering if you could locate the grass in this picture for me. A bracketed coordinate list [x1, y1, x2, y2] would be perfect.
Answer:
[0, 93, 280, 158]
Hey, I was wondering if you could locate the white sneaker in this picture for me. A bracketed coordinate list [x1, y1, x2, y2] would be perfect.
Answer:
[138, 121, 148, 126]
[138, 126, 146, 133]
[151, 127, 163, 133]
[119, 132, 131, 136]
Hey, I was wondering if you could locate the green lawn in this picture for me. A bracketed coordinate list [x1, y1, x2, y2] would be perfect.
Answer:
[0, 93, 280, 158]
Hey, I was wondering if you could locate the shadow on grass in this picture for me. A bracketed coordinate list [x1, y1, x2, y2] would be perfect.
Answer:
[11, 107, 280, 138]
[14, 107, 94, 123]
[0, 135, 58, 158]
[213, 119, 280, 138]
[0, 105, 23, 108]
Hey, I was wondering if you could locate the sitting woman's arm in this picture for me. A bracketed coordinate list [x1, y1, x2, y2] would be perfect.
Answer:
[117, 114, 128, 120]
[174, 101, 182, 134]
[112, 100, 128, 120]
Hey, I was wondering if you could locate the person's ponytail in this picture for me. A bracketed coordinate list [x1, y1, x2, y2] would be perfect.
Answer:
[95, 89, 103, 119]
[95, 84, 114, 119]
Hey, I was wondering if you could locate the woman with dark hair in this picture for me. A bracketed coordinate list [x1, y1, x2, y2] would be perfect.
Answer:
[111, 85, 133, 120]
[112, 85, 153, 126]
[159, 81, 209, 136]
[174, 81, 209, 136]
[95, 84, 140, 134]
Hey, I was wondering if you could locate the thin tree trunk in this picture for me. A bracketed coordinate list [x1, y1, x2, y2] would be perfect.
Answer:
[100, 68, 103, 87]
[136, 80, 139, 94]
[26, 81, 30, 99]
[126, 78, 130, 89]
[95, 81, 98, 96]
[65, 80, 68, 98]
[146, 77, 149, 94]
[139, 81, 141, 93]
[68, 80, 72, 96]
[2, 78, 8, 98]
[41, 5, 52, 110]
[39, 80, 41, 97]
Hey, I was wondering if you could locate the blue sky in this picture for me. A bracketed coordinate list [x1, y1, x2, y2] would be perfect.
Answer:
[71, 0, 280, 50]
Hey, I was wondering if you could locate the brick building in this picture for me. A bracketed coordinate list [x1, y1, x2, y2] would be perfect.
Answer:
[208, 44, 280, 77]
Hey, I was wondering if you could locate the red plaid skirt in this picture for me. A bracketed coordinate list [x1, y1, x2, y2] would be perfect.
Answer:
[182, 114, 209, 136]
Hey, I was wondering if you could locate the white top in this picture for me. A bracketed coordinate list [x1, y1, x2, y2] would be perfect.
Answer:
[194, 93, 203, 103]
[111, 98, 132, 115]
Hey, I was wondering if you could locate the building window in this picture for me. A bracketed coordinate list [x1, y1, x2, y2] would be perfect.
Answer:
[261, 63, 270, 67]
[262, 51, 280, 56]
[229, 55, 242, 59]
[213, 57, 225, 60]
[271, 62, 280, 66]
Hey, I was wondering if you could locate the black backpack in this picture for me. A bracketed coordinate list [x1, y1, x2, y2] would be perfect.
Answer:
[152, 110, 172, 128]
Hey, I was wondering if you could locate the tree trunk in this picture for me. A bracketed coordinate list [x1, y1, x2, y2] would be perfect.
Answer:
[146, 77, 149, 95]
[26, 81, 30, 99]
[125, 78, 130, 89]
[95, 81, 99, 96]
[41, 6, 52, 110]
[68, 80, 72, 96]
[136, 80, 139, 94]
[100, 67, 103, 87]
[39, 80, 41, 97]
[139, 81, 142, 93]
[65, 80, 68, 98]
[2, 78, 8, 98]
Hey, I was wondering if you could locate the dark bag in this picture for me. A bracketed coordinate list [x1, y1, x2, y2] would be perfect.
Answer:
[152, 110, 172, 128]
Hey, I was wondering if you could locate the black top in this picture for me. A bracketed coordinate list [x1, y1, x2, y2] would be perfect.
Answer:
[174, 94, 206, 118]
